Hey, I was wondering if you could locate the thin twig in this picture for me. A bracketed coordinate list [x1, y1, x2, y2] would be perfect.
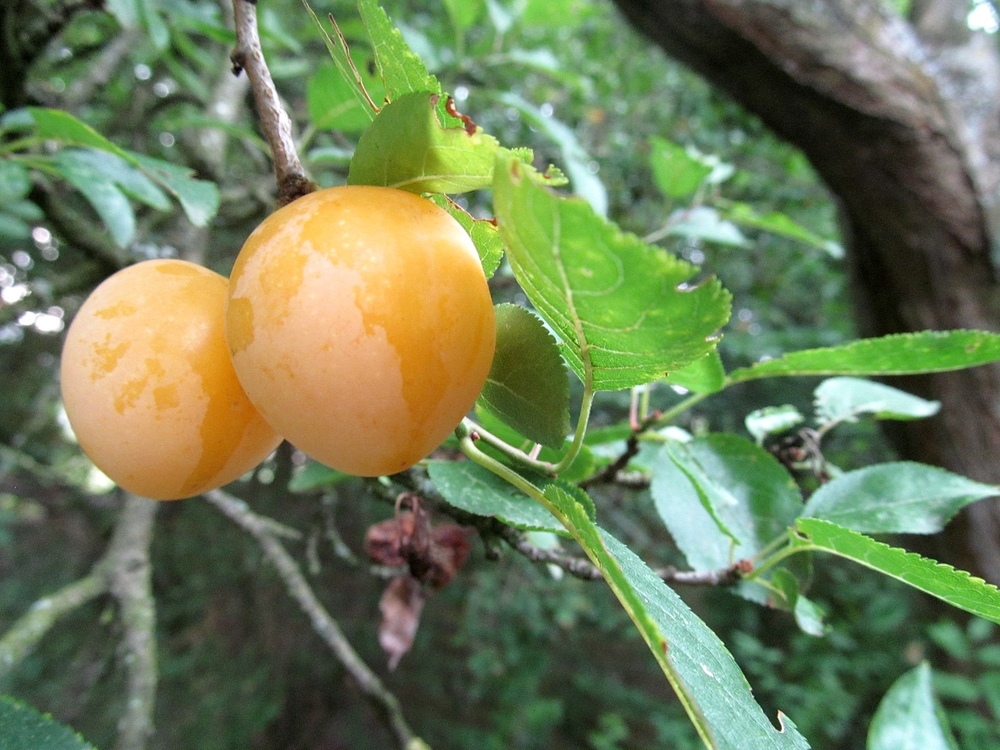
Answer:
[0, 573, 106, 679]
[204, 490, 428, 750]
[395, 469, 741, 587]
[495, 525, 601, 579]
[580, 411, 660, 488]
[230, 0, 315, 205]
[496, 525, 742, 586]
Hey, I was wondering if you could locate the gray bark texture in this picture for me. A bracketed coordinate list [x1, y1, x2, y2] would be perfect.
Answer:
[609, 0, 1000, 581]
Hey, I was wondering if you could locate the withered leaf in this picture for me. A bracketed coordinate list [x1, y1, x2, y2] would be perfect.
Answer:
[425, 524, 473, 589]
[378, 575, 425, 670]
[364, 497, 472, 588]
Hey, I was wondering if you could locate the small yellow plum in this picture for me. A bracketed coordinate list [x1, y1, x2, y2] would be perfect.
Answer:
[226, 186, 496, 476]
[60, 259, 282, 499]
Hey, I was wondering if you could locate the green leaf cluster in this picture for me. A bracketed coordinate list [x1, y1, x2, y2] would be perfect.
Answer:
[0, 108, 219, 248]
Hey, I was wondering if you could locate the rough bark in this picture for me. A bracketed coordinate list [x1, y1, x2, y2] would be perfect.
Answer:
[610, 0, 1000, 580]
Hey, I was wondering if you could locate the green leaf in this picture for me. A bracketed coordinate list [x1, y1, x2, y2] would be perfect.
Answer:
[161, 115, 267, 152]
[61, 149, 171, 211]
[792, 518, 1000, 623]
[43, 148, 177, 244]
[668, 207, 749, 248]
[106, 0, 168, 48]
[478, 304, 570, 448]
[26, 108, 129, 157]
[0, 160, 31, 203]
[443, 0, 484, 31]
[728, 330, 1000, 384]
[538, 485, 810, 749]
[349, 92, 503, 193]
[129, 153, 219, 227]
[770, 569, 826, 636]
[794, 594, 826, 637]
[649, 136, 713, 199]
[493, 155, 732, 391]
[430, 196, 503, 277]
[867, 663, 959, 750]
[814, 377, 940, 424]
[307, 59, 384, 133]
[3, 198, 43, 223]
[0, 695, 97, 750]
[302, 2, 378, 121]
[288, 460, 351, 493]
[20, 109, 218, 226]
[357, 0, 441, 102]
[427, 460, 565, 535]
[139, 0, 169, 51]
[801, 462, 998, 534]
[722, 201, 843, 257]
[50, 150, 135, 247]
[745, 405, 805, 443]
[663, 350, 726, 394]
[651, 434, 803, 571]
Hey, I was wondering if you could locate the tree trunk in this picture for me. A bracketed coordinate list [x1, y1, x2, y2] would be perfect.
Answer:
[610, 0, 1000, 580]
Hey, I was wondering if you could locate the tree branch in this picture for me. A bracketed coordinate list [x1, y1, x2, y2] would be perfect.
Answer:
[0, 492, 159, 750]
[0, 572, 106, 680]
[204, 490, 428, 750]
[230, 0, 315, 205]
[395, 469, 740, 587]
[495, 524, 742, 585]
[104, 494, 159, 750]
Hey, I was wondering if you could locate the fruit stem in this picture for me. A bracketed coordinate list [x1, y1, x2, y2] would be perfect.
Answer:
[459, 418, 555, 473]
[651, 391, 710, 428]
[550, 384, 595, 475]
[457, 430, 559, 518]
[460, 384, 595, 477]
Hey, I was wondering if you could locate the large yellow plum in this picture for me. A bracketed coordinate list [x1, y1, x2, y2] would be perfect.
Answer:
[226, 186, 496, 476]
[60, 259, 282, 499]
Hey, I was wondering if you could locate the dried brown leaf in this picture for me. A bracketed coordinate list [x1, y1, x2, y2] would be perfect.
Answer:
[378, 575, 425, 670]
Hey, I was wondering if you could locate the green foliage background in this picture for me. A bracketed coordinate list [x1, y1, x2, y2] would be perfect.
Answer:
[1, 0, 996, 748]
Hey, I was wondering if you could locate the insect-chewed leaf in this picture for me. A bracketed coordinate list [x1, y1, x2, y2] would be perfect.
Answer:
[478, 304, 570, 449]
[429, 196, 504, 277]
[349, 92, 505, 193]
[493, 155, 731, 391]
